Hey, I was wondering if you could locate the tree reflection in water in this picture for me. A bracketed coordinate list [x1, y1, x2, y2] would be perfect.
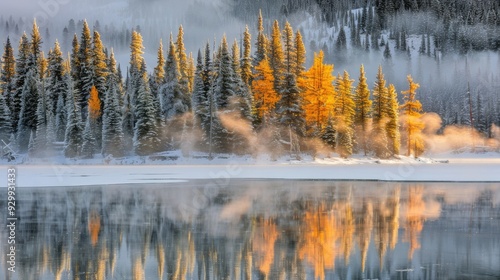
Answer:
[0, 181, 499, 280]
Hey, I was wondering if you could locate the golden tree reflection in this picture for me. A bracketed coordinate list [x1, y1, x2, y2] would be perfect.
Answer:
[355, 201, 373, 273]
[298, 204, 339, 280]
[252, 218, 279, 277]
[405, 186, 425, 259]
[88, 210, 101, 247]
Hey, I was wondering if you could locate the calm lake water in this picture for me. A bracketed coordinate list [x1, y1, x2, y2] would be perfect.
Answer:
[1, 180, 500, 280]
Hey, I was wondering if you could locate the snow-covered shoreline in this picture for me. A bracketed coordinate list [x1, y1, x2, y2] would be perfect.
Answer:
[3, 153, 499, 187]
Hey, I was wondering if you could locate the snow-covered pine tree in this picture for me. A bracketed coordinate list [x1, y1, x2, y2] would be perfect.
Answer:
[214, 36, 236, 110]
[101, 69, 124, 157]
[64, 81, 83, 158]
[11, 33, 30, 135]
[160, 35, 189, 121]
[276, 72, 305, 138]
[269, 20, 284, 93]
[231, 40, 252, 121]
[254, 10, 268, 67]
[0, 93, 11, 144]
[55, 75, 68, 142]
[241, 25, 253, 86]
[28, 130, 35, 157]
[322, 116, 336, 150]
[81, 115, 96, 158]
[1, 37, 15, 110]
[46, 41, 66, 127]
[77, 21, 93, 119]
[17, 68, 40, 152]
[33, 82, 47, 157]
[294, 30, 306, 82]
[192, 49, 209, 149]
[133, 75, 160, 156]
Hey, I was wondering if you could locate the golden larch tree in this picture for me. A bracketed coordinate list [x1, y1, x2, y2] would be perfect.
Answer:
[302, 50, 335, 134]
[88, 85, 101, 122]
[252, 58, 279, 124]
[334, 70, 355, 158]
[354, 64, 372, 155]
[400, 75, 425, 157]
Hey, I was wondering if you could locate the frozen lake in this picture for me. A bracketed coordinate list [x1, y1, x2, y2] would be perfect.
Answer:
[1, 180, 500, 279]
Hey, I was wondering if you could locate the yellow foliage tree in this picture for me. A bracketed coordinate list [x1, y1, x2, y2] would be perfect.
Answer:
[400, 75, 425, 157]
[88, 85, 101, 122]
[252, 58, 279, 124]
[302, 50, 335, 134]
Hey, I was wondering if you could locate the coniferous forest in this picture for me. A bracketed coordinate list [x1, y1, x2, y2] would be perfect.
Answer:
[1, 1, 500, 160]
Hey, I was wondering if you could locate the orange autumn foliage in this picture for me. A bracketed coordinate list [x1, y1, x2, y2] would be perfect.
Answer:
[302, 51, 335, 130]
[88, 85, 101, 121]
[252, 59, 280, 121]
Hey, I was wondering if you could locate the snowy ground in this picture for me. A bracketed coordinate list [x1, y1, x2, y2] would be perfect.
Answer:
[2, 151, 499, 187]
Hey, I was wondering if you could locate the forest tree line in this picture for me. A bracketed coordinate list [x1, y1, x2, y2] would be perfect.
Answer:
[0, 13, 445, 160]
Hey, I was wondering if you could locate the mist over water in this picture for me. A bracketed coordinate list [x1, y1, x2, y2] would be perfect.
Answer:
[1, 180, 499, 279]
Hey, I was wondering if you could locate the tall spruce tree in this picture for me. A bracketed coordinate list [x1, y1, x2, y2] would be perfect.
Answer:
[192, 49, 209, 149]
[269, 20, 284, 92]
[160, 35, 189, 121]
[0, 93, 11, 144]
[12, 33, 30, 135]
[46, 41, 66, 118]
[133, 74, 160, 156]
[371, 66, 390, 158]
[1, 37, 15, 110]
[386, 84, 400, 156]
[64, 81, 83, 158]
[77, 20, 93, 118]
[254, 10, 268, 66]
[102, 72, 124, 157]
[334, 71, 355, 158]
[354, 65, 372, 155]
[241, 25, 253, 86]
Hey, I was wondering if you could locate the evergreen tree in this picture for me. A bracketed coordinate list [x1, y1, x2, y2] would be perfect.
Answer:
[321, 116, 336, 149]
[81, 115, 96, 158]
[277, 72, 305, 137]
[64, 82, 83, 158]
[101, 73, 124, 157]
[1, 37, 15, 110]
[33, 82, 47, 156]
[334, 71, 355, 158]
[269, 20, 284, 92]
[17, 68, 40, 152]
[0, 93, 11, 144]
[241, 25, 253, 86]
[294, 30, 306, 80]
[11, 33, 30, 134]
[92, 31, 108, 112]
[176, 25, 189, 97]
[354, 65, 372, 155]
[46, 41, 65, 118]
[254, 10, 268, 66]
[214, 36, 236, 110]
[371, 66, 390, 158]
[283, 22, 296, 74]
[55, 87, 67, 141]
[160, 35, 189, 120]
[77, 20, 93, 118]
[192, 49, 209, 148]
[386, 84, 400, 156]
[133, 75, 160, 156]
